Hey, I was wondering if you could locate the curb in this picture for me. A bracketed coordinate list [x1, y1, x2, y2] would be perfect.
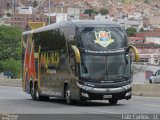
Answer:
[132, 84, 160, 97]
[0, 79, 21, 87]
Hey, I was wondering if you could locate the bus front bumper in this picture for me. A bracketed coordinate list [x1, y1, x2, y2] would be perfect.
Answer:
[76, 82, 132, 100]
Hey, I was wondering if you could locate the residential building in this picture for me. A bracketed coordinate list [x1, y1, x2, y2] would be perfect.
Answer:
[10, 14, 51, 30]
[67, 7, 80, 20]
[129, 36, 160, 65]
[18, 7, 33, 14]
[95, 14, 113, 21]
[117, 18, 143, 31]
[44, 13, 67, 23]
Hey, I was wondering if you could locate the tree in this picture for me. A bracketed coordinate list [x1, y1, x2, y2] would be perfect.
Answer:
[99, 8, 109, 15]
[33, 0, 38, 8]
[0, 25, 22, 78]
[2, 59, 21, 78]
[6, 3, 10, 10]
[144, 0, 149, 4]
[121, 0, 131, 3]
[84, 9, 98, 16]
[126, 27, 137, 36]
[139, 28, 144, 32]
[7, 12, 11, 17]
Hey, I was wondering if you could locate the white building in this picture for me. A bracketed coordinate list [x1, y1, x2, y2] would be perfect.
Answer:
[56, 13, 67, 23]
[146, 37, 160, 45]
[117, 18, 143, 31]
[67, 8, 80, 20]
[94, 14, 113, 21]
[18, 7, 33, 14]
[138, 48, 160, 65]
[44, 13, 67, 23]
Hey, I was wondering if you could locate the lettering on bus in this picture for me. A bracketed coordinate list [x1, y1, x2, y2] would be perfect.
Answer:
[84, 49, 125, 54]
[40, 52, 59, 74]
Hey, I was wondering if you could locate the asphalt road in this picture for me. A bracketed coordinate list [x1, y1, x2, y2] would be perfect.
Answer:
[0, 86, 160, 120]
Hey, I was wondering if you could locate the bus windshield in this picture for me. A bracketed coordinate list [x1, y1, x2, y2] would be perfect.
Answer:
[78, 27, 127, 50]
[80, 54, 131, 82]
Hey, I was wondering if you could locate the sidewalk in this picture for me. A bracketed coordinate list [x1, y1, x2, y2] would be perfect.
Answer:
[0, 78, 21, 87]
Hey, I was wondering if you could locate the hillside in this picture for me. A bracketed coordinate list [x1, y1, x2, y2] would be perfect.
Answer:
[1, 0, 160, 16]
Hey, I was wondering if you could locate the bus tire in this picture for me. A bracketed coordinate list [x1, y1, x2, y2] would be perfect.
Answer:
[35, 83, 41, 100]
[65, 85, 73, 105]
[108, 99, 118, 104]
[30, 83, 36, 100]
[149, 79, 152, 84]
[35, 83, 49, 101]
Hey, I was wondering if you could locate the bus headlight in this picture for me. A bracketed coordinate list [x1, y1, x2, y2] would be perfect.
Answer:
[125, 91, 131, 97]
[77, 82, 93, 90]
[81, 92, 89, 98]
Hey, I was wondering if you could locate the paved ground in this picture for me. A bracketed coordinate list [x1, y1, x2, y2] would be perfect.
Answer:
[0, 86, 160, 114]
[0, 65, 160, 120]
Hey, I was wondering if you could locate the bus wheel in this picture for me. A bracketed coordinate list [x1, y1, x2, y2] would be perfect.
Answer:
[65, 86, 73, 104]
[35, 83, 49, 101]
[149, 79, 152, 84]
[108, 99, 118, 104]
[30, 84, 36, 100]
[35, 83, 40, 100]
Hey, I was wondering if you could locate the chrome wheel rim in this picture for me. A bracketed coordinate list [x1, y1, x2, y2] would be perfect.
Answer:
[66, 89, 71, 104]
[36, 88, 39, 100]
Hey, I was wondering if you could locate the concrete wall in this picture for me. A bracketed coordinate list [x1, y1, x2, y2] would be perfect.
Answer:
[0, 79, 21, 87]
[132, 84, 160, 97]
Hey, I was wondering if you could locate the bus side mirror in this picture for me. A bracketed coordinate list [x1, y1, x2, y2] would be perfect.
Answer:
[127, 45, 139, 62]
[71, 45, 81, 63]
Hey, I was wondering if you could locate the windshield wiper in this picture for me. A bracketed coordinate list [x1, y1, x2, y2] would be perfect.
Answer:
[83, 75, 106, 80]
[108, 76, 130, 80]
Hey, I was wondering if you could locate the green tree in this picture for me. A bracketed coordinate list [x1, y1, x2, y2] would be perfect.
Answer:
[139, 28, 144, 32]
[6, 12, 11, 17]
[126, 27, 137, 36]
[121, 0, 131, 3]
[0, 25, 22, 78]
[2, 59, 21, 78]
[84, 9, 98, 16]
[144, 0, 149, 4]
[33, 0, 38, 8]
[99, 8, 109, 15]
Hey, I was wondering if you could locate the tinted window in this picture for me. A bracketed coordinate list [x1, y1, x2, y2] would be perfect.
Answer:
[34, 29, 66, 52]
[155, 70, 160, 76]
[78, 27, 127, 50]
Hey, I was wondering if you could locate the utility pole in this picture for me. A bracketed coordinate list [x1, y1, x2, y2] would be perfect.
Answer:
[13, 0, 16, 14]
[48, 0, 51, 24]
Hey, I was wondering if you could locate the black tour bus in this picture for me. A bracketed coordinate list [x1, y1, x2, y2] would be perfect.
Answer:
[22, 20, 139, 104]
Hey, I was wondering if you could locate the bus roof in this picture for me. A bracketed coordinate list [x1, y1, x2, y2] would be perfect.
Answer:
[22, 20, 122, 35]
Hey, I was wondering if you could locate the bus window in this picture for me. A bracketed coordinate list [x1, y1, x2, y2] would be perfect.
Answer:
[78, 27, 127, 50]
[80, 54, 131, 82]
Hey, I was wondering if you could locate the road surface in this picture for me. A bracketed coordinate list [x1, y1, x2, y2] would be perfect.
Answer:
[0, 86, 160, 115]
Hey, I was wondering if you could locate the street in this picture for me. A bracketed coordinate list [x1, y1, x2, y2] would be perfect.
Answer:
[0, 86, 159, 114]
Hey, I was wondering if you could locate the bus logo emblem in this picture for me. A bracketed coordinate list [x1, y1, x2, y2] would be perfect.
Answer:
[94, 31, 114, 47]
